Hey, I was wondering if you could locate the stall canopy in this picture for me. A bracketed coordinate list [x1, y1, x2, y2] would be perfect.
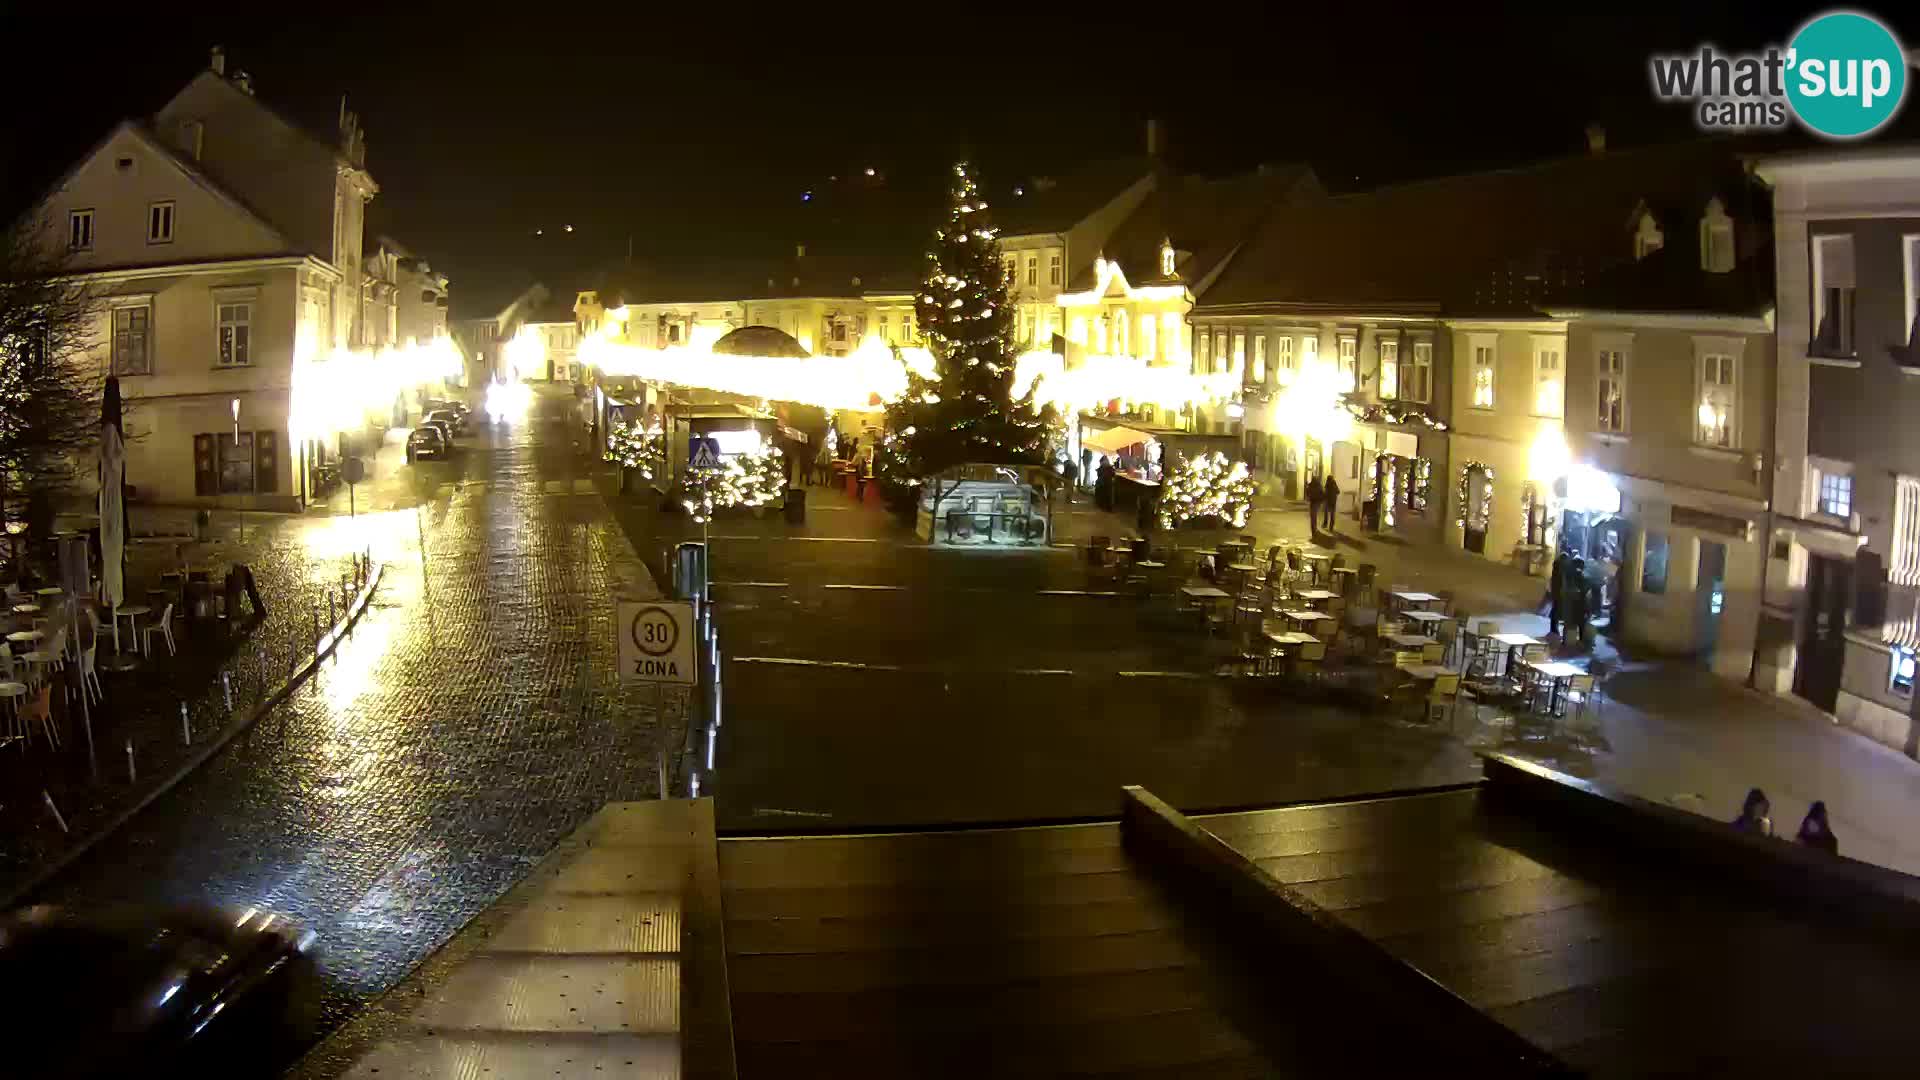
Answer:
[1083, 425, 1151, 454]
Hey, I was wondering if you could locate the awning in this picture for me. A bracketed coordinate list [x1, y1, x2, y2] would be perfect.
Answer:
[1083, 425, 1150, 453]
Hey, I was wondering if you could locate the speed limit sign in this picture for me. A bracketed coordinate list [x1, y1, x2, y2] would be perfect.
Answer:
[616, 600, 696, 684]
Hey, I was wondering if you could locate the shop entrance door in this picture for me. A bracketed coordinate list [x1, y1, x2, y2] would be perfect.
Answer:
[1697, 540, 1728, 662]
[1795, 555, 1850, 712]
[1463, 466, 1491, 554]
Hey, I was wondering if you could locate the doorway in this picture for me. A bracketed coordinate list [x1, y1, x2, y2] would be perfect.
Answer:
[1795, 555, 1851, 712]
[1463, 465, 1491, 554]
[1697, 540, 1728, 662]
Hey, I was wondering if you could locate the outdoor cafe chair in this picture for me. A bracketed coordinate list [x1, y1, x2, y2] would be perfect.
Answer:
[1565, 673, 1598, 719]
[1426, 673, 1463, 726]
[143, 603, 177, 657]
[79, 641, 103, 705]
[19, 684, 56, 750]
[23, 626, 66, 682]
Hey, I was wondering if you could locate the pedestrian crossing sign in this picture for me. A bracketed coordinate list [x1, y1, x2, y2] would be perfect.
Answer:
[689, 437, 721, 471]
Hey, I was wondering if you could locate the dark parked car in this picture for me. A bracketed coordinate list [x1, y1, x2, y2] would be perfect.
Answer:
[423, 402, 469, 432]
[422, 409, 463, 439]
[406, 425, 449, 461]
[1, 904, 318, 1078]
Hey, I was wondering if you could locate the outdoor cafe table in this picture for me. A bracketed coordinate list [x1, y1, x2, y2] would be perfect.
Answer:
[1401, 663, 1451, 682]
[34, 587, 64, 599]
[1280, 609, 1334, 636]
[114, 604, 153, 656]
[1522, 659, 1585, 714]
[1294, 588, 1339, 607]
[11, 603, 39, 616]
[1181, 584, 1230, 607]
[1384, 632, 1434, 650]
[1490, 632, 1542, 675]
[1259, 629, 1319, 673]
[6, 629, 43, 645]
[1403, 610, 1449, 629]
[1328, 565, 1358, 594]
[1387, 590, 1442, 612]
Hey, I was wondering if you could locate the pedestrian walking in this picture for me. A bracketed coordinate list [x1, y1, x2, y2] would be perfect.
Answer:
[1321, 474, 1340, 532]
[1304, 475, 1323, 534]
[1795, 801, 1838, 854]
[1731, 788, 1773, 836]
[1546, 550, 1569, 637]
[813, 439, 831, 486]
[1095, 458, 1116, 512]
[854, 449, 873, 503]
[1564, 557, 1591, 649]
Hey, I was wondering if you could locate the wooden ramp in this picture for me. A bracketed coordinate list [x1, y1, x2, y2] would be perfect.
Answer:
[717, 819, 1478, 1077]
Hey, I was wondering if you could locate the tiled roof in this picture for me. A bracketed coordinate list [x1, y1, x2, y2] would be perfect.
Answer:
[994, 156, 1154, 237]
[1199, 141, 1773, 317]
[605, 252, 920, 306]
[1066, 165, 1319, 294]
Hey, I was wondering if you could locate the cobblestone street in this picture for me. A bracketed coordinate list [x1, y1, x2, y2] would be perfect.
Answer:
[25, 391, 676, 1055]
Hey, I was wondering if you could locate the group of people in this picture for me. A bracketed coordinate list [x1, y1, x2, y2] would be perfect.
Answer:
[1545, 548, 1604, 647]
[1732, 788, 1839, 854]
[804, 431, 873, 501]
[1303, 474, 1340, 534]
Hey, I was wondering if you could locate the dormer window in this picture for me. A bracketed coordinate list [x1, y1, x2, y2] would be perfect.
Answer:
[1160, 238, 1176, 277]
[1700, 198, 1735, 273]
[1633, 210, 1664, 260]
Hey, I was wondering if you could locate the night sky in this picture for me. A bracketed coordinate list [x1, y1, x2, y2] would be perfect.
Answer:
[4, 5, 1915, 314]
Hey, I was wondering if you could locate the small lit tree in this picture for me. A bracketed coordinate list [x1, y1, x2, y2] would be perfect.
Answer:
[1158, 452, 1256, 530]
[0, 220, 103, 549]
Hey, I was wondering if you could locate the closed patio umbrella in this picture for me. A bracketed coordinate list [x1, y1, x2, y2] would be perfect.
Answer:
[98, 377, 130, 666]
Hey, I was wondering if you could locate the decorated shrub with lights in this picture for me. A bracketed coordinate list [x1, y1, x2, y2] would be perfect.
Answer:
[679, 445, 787, 523]
[1157, 451, 1256, 530]
[883, 162, 1054, 482]
[604, 418, 664, 478]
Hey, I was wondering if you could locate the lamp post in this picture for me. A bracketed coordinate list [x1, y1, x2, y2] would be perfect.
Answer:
[231, 398, 245, 544]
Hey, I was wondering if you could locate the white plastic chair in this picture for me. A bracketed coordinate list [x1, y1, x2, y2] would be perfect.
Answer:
[79, 641, 103, 704]
[143, 603, 176, 656]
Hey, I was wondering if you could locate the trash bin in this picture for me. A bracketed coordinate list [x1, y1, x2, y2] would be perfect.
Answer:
[785, 487, 806, 524]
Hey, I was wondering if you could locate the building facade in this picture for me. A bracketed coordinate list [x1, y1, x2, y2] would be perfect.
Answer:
[1757, 149, 1920, 755]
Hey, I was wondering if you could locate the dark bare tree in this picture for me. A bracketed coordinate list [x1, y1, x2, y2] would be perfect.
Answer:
[0, 219, 103, 550]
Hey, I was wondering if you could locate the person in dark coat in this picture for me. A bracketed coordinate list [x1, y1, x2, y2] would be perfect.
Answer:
[1795, 801, 1838, 854]
[1304, 475, 1324, 534]
[1095, 458, 1116, 512]
[1547, 550, 1570, 637]
[1565, 557, 1591, 649]
[1320, 474, 1340, 532]
[1732, 788, 1773, 836]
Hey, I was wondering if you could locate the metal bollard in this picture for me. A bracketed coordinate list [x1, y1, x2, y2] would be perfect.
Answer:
[656, 747, 668, 799]
[222, 671, 232, 712]
[180, 702, 191, 745]
[329, 591, 337, 626]
[126, 739, 136, 783]
[311, 607, 319, 649]
[42, 791, 68, 834]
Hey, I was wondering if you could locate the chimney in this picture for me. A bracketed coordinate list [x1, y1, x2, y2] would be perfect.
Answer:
[209, 46, 226, 76]
[233, 71, 253, 95]
[1146, 117, 1163, 158]
[1585, 123, 1606, 155]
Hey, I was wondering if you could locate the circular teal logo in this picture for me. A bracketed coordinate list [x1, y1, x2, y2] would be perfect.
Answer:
[1786, 11, 1908, 139]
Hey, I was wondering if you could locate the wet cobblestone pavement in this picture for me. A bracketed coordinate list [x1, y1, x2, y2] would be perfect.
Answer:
[25, 393, 676, 1056]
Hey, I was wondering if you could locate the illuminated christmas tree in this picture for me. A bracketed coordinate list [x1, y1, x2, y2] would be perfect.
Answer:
[1158, 452, 1255, 530]
[604, 418, 663, 478]
[680, 445, 787, 523]
[884, 162, 1053, 483]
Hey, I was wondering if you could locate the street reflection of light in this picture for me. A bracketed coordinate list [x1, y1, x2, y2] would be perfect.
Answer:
[235, 906, 257, 929]
[157, 981, 183, 1006]
[319, 603, 399, 715]
[297, 508, 416, 567]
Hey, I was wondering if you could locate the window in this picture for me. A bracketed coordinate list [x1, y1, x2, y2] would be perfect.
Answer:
[1532, 341, 1563, 417]
[1252, 334, 1267, 384]
[111, 306, 151, 376]
[1904, 235, 1920, 351]
[1163, 317, 1179, 363]
[1026, 256, 1037, 287]
[1019, 309, 1032, 344]
[1275, 336, 1296, 386]
[68, 209, 94, 251]
[1196, 330, 1211, 373]
[1160, 241, 1176, 277]
[1302, 334, 1318, 369]
[1642, 532, 1671, 594]
[1112, 309, 1128, 356]
[1470, 339, 1495, 408]
[147, 201, 175, 244]
[1003, 257, 1016, 284]
[218, 433, 255, 494]
[1894, 476, 1920, 585]
[1139, 314, 1156, 360]
[217, 302, 252, 366]
[1231, 330, 1246, 376]
[1696, 352, 1738, 447]
[1893, 647, 1915, 695]
[1812, 234, 1856, 357]
[878, 314, 890, 341]
[1049, 253, 1061, 286]
[1337, 335, 1357, 391]
[1070, 316, 1086, 345]
[1597, 347, 1626, 432]
[1817, 470, 1852, 519]
[1377, 338, 1399, 398]
[1405, 340, 1432, 402]
[1700, 200, 1734, 273]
